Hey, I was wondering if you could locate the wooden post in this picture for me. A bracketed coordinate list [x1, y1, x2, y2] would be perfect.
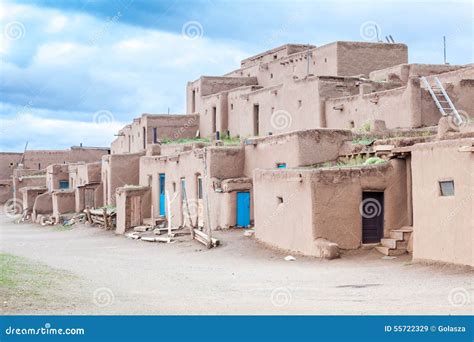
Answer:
[166, 191, 172, 242]
[85, 207, 92, 224]
[103, 207, 108, 229]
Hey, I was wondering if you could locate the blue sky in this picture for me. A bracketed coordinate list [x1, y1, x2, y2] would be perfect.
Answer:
[0, 0, 472, 151]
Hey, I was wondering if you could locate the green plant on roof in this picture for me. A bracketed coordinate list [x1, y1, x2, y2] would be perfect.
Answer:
[161, 137, 210, 145]
[363, 157, 385, 165]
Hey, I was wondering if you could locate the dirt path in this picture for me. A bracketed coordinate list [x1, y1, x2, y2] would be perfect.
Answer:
[0, 214, 472, 315]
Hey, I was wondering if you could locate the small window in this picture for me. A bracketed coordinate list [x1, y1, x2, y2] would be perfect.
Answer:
[270, 73, 273, 79]
[439, 180, 455, 196]
[172, 182, 176, 193]
[273, 55, 277, 60]
[38, 163, 41, 170]
[349, 120, 355, 129]
[153, 127, 158, 143]
[277, 196, 283, 204]
[230, 103, 234, 110]
[59, 180, 69, 189]
[148, 175, 152, 187]
[298, 100, 302, 108]
[276, 163, 287, 169]
[324, 58, 327, 63]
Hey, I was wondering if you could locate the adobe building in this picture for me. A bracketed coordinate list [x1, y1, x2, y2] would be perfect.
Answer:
[110, 113, 199, 154]
[4, 40, 472, 268]
[187, 41, 472, 139]
[102, 113, 199, 207]
[411, 137, 473, 267]
[254, 155, 410, 258]
[70, 162, 103, 212]
[114, 129, 352, 234]
[4, 146, 110, 210]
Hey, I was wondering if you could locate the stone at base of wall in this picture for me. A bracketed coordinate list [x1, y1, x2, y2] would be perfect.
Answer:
[313, 238, 340, 259]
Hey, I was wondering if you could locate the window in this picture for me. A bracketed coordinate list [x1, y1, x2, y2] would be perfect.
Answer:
[153, 127, 158, 143]
[439, 180, 455, 196]
[324, 58, 327, 63]
[38, 163, 41, 170]
[277, 196, 283, 204]
[298, 100, 302, 108]
[59, 180, 69, 189]
[276, 163, 287, 169]
[273, 54, 277, 60]
[230, 103, 234, 110]
[270, 73, 273, 79]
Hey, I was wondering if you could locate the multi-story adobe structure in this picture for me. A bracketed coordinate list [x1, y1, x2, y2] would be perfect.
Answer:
[105, 42, 473, 267]
[9, 40, 472, 267]
[3, 146, 110, 211]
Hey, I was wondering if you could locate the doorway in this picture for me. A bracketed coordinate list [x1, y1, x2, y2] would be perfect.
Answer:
[159, 173, 166, 216]
[236, 191, 250, 227]
[253, 104, 259, 136]
[361, 191, 384, 243]
[212, 106, 217, 134]
[130, 195, 142, 227]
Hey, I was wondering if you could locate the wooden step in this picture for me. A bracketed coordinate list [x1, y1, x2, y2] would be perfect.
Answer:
[376, 246, 407, 256]
[381, 238, 408, 249]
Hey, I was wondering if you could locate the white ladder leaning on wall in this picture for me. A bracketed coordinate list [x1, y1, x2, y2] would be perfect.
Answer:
[421, 76, 463, 126]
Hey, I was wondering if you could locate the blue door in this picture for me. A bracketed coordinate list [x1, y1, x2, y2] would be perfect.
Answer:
[159, 173, 166, 216]
[236, 191, 250, 227]
[277, 163, 287, 169]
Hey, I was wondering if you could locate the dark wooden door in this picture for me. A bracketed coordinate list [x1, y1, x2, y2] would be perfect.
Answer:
[130, 196, 142, 227]
[85, 188, 95, 209]
[361, 192, 384, 243]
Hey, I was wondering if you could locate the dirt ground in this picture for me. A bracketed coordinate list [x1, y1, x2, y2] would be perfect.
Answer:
[0, 214, 472, 315]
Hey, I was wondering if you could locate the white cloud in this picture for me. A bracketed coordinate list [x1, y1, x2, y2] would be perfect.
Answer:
[0, 2, 250, 150]
[0, 111, 125, 151]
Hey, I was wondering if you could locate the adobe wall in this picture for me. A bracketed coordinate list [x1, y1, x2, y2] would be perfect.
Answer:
[411, 138, 473, 266]
[254, 159, 409, 255]
[102, 152, 144, 206]
[0, 180, 12, 204]
[0, 152, 22, 180]
[369, 64, 466, 84]
[111, 114, 199, 154]
[20, 187, 47, 211]
[243, 129, 352, 177]
[240, 44, 315, 68]
[226, 76, 364, 137]
[75, 183, 102, 212]
[46, 164, 70, 191]
[115, 186, 151, 234]
[52, 190, 76, 220]
[423, 66, 474, 122]
[32, 192, 53, 218]
[336, 42, 407, 77]
[186, 77, 258, 115]
[22, 147, 109, 171]
[325, 78, 430, 129]
[76, 162, 101, 186]
[311, 160, 409, 249]
[13, 172, 46, 211]
[139, 145, 247, 230]
[198, 92, 229, 137]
